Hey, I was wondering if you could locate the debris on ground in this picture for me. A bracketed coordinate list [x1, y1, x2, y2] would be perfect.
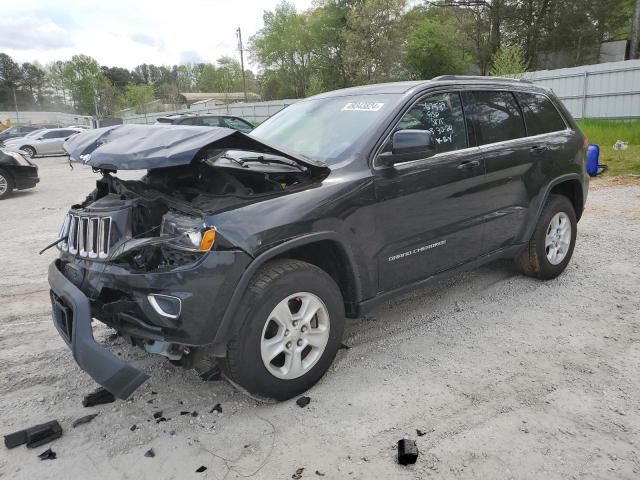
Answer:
[209, 404, 222, 414]
[144, 448, 155, 458]
[416, 429, 427, 437]
[37, 448, 57, 460]
[196, 466, 207, 473]
[82, 387, 115, 407]
[315, 471, 325, 477]
[153, 411, 163, 419]
[156, 417, 167, 423]
[130, 425, 137, 432]
[292, 467, 304, 479]
[4, 420, 63, 449]
[397, 439, 419, 465]
[339, 343, 351, 350]
[72, 413, 99, 428]
[296, 396, 311, 408]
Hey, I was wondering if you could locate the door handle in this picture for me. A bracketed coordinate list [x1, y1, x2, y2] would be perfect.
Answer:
[530, 145, 547, 154]
[457, 160, 480, 170]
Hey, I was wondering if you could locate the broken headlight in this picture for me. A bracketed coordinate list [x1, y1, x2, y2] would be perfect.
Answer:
[160, 212, 216, 252]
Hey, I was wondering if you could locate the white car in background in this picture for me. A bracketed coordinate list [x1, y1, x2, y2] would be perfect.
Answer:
[3, 127, 83, 158]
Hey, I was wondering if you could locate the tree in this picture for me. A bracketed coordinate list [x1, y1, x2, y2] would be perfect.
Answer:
[62, 55, 105, 115]
[490, 44, 528, 77]
[0, 53, 22, 110]
[124, 84, 155, 116]
[405, 18, 467, 79]
[20, 62, 47, 107]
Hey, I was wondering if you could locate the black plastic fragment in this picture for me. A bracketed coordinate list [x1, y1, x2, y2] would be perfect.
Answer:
[72, 413, 99, 428]
[315, 471, 326, 476]
[209, 404, 222, 414]
[156, 417, 167, 423]
[4, 420, 63, 449]
[153, 411, 163, 419]
[38, 447, 57, 460]
[397, 439, 418, 465]
[144, 448, 155, 458]
[296, 396, 311, 408]
[130, 425, 137, 431]
[196, 466, 207, 473]
[82, 387, 115, 407]
[416, 429, 427, 437]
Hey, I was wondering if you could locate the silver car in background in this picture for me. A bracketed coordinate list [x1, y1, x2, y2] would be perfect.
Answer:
[3, 127, 83, 157]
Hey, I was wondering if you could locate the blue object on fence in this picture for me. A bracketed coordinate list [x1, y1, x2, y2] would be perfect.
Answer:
[586, 144, 600, 177]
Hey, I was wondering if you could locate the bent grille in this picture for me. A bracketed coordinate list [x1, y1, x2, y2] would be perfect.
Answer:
[58, 214, 111, 259]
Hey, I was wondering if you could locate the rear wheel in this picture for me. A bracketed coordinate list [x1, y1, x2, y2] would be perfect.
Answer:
[517, 194, 577, 280]
[223, 260, 345, 400]
[20, 146, 36, 158]
[0, 169, 14, 199]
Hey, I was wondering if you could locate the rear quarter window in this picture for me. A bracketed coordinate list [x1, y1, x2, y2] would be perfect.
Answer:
[515, 92, 567, 135]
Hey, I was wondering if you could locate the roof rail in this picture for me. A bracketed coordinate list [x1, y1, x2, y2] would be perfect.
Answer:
[432, 75, 531, 83]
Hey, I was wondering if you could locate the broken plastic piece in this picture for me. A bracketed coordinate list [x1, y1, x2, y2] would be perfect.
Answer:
[144, 448, 155, 458]
[156, 417, 167, 423]
[153, 411, 163, 419]
[397, 439, 418, 465]
[296, 396, 311, 408]
[38, 447, 57, 460]
[416, 429, 427, 437]
[130, 425, 137, 431]
[209, 404, 222, 414]
[315, 471, 326, 477]
[82, 387, 115, 407]
[196, 466, 207, 473]
[4, 420, 63, 449]
[292, 467, 305, 479]
[72, 413, 99, 428]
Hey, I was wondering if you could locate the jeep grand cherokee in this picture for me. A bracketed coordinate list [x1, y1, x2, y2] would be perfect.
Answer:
[48, 76, 588, 400]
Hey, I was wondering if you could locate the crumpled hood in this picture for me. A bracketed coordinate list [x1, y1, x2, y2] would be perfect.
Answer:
[63, 124, 330, 176]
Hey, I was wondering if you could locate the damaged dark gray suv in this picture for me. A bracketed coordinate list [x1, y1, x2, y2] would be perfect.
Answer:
[48, 76, 588, 400]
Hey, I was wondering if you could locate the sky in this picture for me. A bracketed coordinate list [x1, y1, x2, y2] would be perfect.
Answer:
[0, 0, 314, 71]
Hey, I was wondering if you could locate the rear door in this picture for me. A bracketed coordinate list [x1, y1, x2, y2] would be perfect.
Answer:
[374, 90, 488, 293]
[464, 90, 532, 253]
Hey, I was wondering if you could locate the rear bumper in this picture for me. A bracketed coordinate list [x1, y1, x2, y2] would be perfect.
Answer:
[48, 259, 149, 399]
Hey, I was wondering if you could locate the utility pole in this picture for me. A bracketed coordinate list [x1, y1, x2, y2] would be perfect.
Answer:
[12, 88, 20, 124]
[631, 0, 640, 59]
[237, 27, 248, 102]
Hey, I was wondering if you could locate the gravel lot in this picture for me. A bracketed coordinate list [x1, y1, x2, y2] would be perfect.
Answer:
[1, 156, 639, 479]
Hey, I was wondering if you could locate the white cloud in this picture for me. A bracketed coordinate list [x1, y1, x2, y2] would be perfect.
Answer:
[0, 0, 314, 70]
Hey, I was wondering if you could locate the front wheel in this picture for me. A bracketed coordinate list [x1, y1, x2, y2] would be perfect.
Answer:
[223, 260, 345, 400]
[0, 169, 14, 199]
[517, 194, 577, 280]
[20, 146, 36, 158]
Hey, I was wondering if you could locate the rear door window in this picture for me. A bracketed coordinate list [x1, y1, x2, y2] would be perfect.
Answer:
[469, 91, 525, 145]
[223, 117, 254, 132]
[515, 92, 567, 135]
[395, 91, 467, 154]
[200, 117, 223, 127]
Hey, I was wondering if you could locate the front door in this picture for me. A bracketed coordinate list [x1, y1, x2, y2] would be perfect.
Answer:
[374, 90, 488, 293]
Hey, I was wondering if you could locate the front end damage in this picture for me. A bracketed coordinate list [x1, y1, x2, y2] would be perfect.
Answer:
[48, 125, 329, 398]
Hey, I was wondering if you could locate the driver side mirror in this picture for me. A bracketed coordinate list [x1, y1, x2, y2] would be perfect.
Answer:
[378, 129, 435, 166]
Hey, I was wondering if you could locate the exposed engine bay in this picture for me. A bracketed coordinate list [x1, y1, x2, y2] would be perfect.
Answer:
[58, 149, 315, 272]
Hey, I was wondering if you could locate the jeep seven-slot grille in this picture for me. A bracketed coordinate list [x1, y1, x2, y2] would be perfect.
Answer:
[57, 213, 111, 259]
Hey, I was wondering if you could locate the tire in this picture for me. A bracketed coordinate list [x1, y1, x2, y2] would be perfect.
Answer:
[0, 169, 14, 200]
[517, 194, 577, 280]
[223, 259, 345, 400]
[20, 146, 36, 158]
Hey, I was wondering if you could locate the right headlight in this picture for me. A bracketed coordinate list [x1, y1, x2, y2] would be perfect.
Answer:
[160, 212, 216, 252]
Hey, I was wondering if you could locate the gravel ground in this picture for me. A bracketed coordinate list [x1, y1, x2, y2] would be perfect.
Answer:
[1, 156, 639, 479]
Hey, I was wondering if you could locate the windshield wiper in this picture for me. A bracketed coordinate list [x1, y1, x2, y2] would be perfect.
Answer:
[239, 155, 304, 171]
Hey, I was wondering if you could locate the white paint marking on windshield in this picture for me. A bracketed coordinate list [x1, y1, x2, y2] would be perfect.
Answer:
[342, 102, 384, 112]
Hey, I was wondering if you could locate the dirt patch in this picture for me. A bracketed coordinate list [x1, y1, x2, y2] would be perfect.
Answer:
[1, 157, 639, 479]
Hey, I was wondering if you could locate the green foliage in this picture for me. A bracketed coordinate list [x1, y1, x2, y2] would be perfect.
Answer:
[405, 18, 467, 79]
[490, 45, 528, 77]
[124, 84, 155, 114]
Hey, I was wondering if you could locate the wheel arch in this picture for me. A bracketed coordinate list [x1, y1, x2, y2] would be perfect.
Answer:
[549, 178, 584, 221]
[19, 144, 36, 155]
[212, 232, 363, 349]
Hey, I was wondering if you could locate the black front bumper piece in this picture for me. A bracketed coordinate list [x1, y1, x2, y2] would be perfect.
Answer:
[48, 260, 149, 399]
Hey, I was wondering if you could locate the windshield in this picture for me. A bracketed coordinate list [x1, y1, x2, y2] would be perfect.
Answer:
[26, 129, 44, 137]
[250, 94, 401, 164]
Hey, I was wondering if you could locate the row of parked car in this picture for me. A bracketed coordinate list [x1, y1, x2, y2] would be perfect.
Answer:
[0, 113, 256, 199]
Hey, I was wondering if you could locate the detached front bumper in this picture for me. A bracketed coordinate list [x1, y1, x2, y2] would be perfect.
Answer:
[48, 259, 149, 399]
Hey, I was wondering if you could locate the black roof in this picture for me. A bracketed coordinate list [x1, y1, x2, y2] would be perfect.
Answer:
[309, 75, 548, 99]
